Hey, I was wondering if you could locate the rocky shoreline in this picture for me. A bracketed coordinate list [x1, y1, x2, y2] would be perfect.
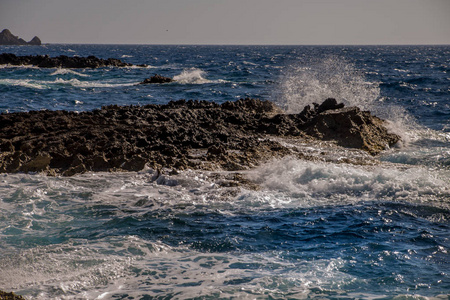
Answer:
[0, 53, 146, 68]
[0, 98, 400, 176]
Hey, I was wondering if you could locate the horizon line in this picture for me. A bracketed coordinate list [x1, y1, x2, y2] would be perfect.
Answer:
[34, 42, 450, 47]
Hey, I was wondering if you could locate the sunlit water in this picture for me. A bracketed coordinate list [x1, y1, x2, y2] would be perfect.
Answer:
[0, 45, 449, 299]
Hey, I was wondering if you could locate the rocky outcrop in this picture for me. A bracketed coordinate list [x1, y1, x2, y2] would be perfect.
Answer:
[28, 36, 42, 46]
[140, 74, 174, 84]
[0, 29, 41, 46]
[0, 53, 147, 68]
[0, 290, 26, 300]
[0, 98, 400, 176]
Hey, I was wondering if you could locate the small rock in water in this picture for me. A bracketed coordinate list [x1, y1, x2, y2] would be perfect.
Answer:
[140, 74, 174, 84]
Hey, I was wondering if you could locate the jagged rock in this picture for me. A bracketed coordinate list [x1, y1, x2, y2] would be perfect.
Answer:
[0, 29, 41, 46]
[140, 74, 174, 84]
[0, 290, 26, 300]
[0, 98, 400, 176]
[0, 53, 147, 68]
[302, 106, 399, 154]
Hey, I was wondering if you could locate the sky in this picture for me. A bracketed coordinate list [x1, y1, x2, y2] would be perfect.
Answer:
[1, 0, 449, 45]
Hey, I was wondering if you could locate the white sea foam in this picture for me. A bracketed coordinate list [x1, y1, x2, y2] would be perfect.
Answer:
[0, 79, 48, 90]
[50, 68, 90, 77]
[173, 68, 226, 84]
[0, 64, 39, 69]
[52, 78, 137, 88]
[244, 156, 450, 209]
[0, 155, 448, 299]
[173, 68, 212, 84]
[0, 233, 354, 299]
[0, 78, 138, 90]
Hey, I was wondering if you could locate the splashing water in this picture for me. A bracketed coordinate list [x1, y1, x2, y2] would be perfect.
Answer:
[277, 56, 381, 113]
[276, 56, 419, 142]
[173, 68, 212, 84]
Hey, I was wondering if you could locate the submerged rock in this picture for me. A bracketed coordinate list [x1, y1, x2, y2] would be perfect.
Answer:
[0, 29, 41, 46]
[140, 74, 174, 84]
[0, 98, 400, 175]
[0, 53, 146, 68]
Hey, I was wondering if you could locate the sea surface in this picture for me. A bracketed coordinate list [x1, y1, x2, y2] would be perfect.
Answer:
[0, 45, 449, 299]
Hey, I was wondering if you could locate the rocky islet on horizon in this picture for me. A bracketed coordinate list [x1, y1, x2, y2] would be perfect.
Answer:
[0, 29, 41, 46]
[0, 98, 400, 177]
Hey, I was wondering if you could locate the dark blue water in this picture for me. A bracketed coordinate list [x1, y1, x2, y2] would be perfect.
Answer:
[0, 45, 449, 299]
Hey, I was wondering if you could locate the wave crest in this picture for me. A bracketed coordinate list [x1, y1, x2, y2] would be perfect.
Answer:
[50, 68, 90, 77]
[173, 68, 212, 84]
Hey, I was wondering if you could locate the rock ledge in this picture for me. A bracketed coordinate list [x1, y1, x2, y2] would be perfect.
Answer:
[0, 98, 400, 176]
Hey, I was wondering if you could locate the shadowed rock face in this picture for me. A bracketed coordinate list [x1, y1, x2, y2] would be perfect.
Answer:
[0, 53, 146, 68]
[0, 98, 400, 176]
[0, 29, 41, 46]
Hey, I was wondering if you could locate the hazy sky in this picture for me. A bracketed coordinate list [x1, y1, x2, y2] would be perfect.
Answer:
[1, 0, 449, 45]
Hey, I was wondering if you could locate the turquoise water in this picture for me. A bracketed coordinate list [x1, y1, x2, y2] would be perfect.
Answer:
[0, 45, 449, 299]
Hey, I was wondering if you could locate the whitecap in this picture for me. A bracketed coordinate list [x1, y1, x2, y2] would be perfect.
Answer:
[245, 156, 450, 209]
[173, 68, 226, 84]
[173, 68, 212, 84]
[0, 79, 48, 90]
[51, 78, 138, 88]
[50, 68, 90, 77]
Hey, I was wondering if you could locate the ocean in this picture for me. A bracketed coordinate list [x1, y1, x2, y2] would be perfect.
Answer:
[0, 44, 449, 299]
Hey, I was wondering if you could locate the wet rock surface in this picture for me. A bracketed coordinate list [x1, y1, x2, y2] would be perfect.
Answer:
[0, 53, 146, 68]
[0, 98, 400, 176]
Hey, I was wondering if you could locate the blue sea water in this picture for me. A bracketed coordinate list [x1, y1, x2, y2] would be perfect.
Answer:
[0, 45, 449, 299]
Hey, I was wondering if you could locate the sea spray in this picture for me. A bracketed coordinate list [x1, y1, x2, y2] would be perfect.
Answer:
[277, 56, 380, 113]
[276, 56, 416, 141]
[173, 68, 212, 84]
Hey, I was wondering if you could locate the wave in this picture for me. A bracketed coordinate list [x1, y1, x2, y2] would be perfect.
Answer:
[277, 57, 381, 113]
[50, 68, 90, 77]
[0, 64, 39, 69]
[173, 68, 226, 84]
[0, 78, 137, 89]
[276, 56, 418, 141]
[0, 233, 353, 299]
[246, 156, 450, 209]
[52, 78, 138, 88]
[0, 79, 48, 90]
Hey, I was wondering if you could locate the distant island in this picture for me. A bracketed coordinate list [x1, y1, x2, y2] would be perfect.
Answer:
[0, 29, 41, 46]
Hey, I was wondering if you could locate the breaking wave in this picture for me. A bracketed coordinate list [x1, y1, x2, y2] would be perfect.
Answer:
[0, 78, 137, 89]
[276, 56, 419, 143]
[173, 68, 226, 84]
[50, 68, 90, 77]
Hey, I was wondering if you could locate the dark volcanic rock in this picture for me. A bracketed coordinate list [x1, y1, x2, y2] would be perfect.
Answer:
[0, 98, 400, 176]
[0, 290, 26, 300]
[140, 74, 174, 84]
[0, 29, 41, 46]
[0, 53, 146, 68]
